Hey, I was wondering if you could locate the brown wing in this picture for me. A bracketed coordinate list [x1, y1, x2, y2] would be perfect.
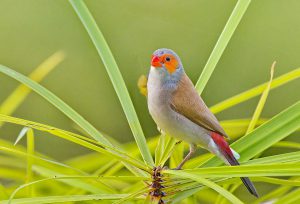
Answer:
[170, 74, 229, 138]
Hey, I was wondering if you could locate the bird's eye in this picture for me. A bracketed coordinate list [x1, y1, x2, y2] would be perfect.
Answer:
[165, 57, 171, 62]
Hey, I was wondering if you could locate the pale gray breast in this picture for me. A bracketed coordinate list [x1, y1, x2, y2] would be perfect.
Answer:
[147, 67, 172, 123]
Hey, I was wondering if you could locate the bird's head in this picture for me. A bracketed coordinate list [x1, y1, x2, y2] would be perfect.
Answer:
[151, 48, 183, 75]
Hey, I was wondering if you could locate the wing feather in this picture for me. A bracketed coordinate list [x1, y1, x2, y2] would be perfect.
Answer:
[170, 74, 229, 138]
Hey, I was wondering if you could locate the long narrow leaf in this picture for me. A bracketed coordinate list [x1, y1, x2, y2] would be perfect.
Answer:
[246, 62, 275, 134]
[0, 194, 134, 204]
[26, 128, 34, 196]
[210, 67, 300, 114]
[166, 170, 243, 204]
[69, 0, 153, 166]
[274, 188, 300, 204]
[0, 114, 148, 171]
[0, 51, 65, 127]
[0, 64, 111, 146]
[195, 0, 251, 94]
[178, 163, 300, 177]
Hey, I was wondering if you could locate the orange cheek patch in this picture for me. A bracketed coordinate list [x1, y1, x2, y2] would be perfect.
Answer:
[165, 60, 178, 74]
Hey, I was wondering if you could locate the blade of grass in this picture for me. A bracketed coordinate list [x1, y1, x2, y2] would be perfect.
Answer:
[0, 67, 147, 177]
[0, 51, 65, 127]
[219, 177, 300, 187]
[252, 185, 291, 204]
[7, 175, 147, 204]
[195, 0, 251, 94]
[244, 151, 300, 165]
[0, 168, 25, 181]
[175, 163, 300, 177]
[0, 64, 111, 147]
[274, 141, 300, 149]
[33, 166, 116, 194]
[0, 141, 87, 175]
[0, 114, 148, 171]
[159, 135, 177, 167]
[112, 188, 148, 204]
[246, 62, 275, 134]
[155, 135, 165, 166]
[1, 194, 135, 204]
[0, 184, 8, 200]
[0, 146, 87, 176]
[210, 67, 300, 114]
[274, 188, 300, 204]
[69, 0, 153, 166]
[166, 170, 243, 204]
[220, 118, 267, 139]
[170, 141, 184, 169]
[252, 177, 300, 187]
[26, 128, 35, 197]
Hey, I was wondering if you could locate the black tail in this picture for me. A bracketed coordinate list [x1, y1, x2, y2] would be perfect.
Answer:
[211, 132, 259, 197]
[226, 155, 259, 197]
[240, 176, 259, 198]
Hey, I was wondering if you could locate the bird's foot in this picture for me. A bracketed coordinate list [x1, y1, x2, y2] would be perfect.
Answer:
[173, 166, 182, 170]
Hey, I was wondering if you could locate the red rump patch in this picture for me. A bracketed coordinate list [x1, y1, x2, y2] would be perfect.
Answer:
[211, 132, 233, 157]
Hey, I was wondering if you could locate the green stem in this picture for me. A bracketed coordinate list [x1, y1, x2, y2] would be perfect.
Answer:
[195, 0, 251, 94]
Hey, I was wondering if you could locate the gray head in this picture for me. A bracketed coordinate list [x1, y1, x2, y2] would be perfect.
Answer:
[151, 48, 184, 74]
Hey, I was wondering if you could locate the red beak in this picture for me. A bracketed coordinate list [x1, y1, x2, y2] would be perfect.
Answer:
[151, 55, 162, 67]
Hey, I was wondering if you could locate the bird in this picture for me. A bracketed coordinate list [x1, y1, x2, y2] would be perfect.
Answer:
[146, 48, 259, 197]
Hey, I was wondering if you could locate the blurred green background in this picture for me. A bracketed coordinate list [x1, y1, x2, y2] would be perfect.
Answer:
[0, 0, 299, 160]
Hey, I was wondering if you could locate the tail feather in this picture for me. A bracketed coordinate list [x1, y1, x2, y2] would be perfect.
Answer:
[226, 155, 259, 198]
[211, 132, 259, 197]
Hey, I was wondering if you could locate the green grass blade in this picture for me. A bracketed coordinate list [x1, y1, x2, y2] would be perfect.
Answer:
[7, 175, 147, 204]
[166, 170, 243, 204]
[0, 64, 111, 147]
[0, 114, 148, 171]
[274, 188, 300, 204]
[274, 141, 300, 149]
[253, 185, 291, 204]
[112, 188, 148, 204]
[0, 51, 65, 127]
[246, 151, 300, 165]
[26, 128, 35, 197]
[159, 135, 177, 167]
[69, 0, 153, 166]
[0, 194, 134, 204]
[195, 0, 251, 94]
[181, 163, 300, 177]
[251, 177, 300, 187]
[33, 166, 115, 194]
[246, 62, 275, 134]
[0, 183, 8, 200]
[202, 100, 300, 167]
[0, 138, 87, 174]
[155, 135, 165, 166]
[220, 118, 267, 139]
[0, 146, 85, 175]
[210, 67, 300, 114]
[170, 141, 184, 169]
[0, 184, 8, 200]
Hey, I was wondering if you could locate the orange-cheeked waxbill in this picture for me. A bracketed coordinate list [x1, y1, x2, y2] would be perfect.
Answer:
[147, 48, 259, 197]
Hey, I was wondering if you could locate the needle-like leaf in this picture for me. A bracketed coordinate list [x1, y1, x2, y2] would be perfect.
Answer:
[69, 0, 154, 166]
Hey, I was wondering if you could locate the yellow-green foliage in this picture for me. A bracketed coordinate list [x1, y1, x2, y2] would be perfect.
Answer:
[0, 1, 300, 204]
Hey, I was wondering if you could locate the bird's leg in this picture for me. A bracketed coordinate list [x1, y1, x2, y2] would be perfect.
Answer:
[175, 143, 197, 170]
